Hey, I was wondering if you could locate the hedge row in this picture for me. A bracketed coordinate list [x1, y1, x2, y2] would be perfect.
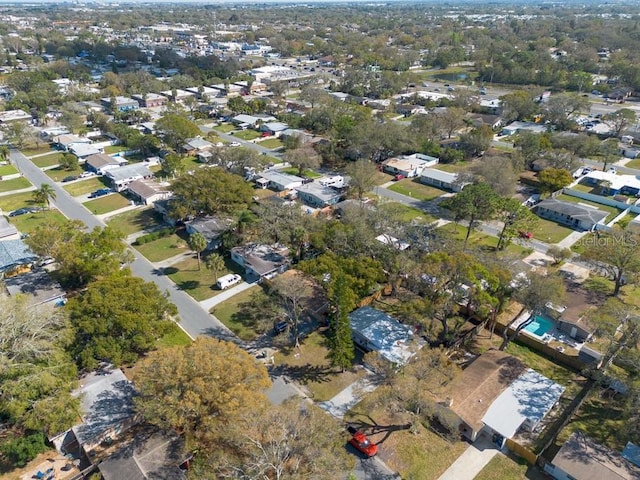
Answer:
[133, 228, 174, 245]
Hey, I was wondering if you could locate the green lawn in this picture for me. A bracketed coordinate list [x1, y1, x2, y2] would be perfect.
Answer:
[214, 123, 236, 133]
[531, 217, 574, 244]
[379, 202, 436, 223]
[8, 209, 68, 233]
[156, 324, 192, 348]
[45, 166, 84, 182]
[134, 233, 188, 262]
[31, 153, 63, 168]
[275, 330, 367, 402]
[0, 192, 39, 212]
[21, 145, 53, 156]
[233, 129, 260, 141]
[210, 285, 267, 341]
[182, 156, 200, 172]
[387, 178, 446, 201]
[0, 164, 19, 176]
[474, 454, 529, 480]
[83, 193, 131, 215]
[434, 162, 472, 173]
[259, 138, 283, 149]
[107, 208, 161, 237]
[64, 177, 108, 196]
[0, 177, 31, 193]
[166, 255, 242, 302]
[104, 145, 128, 154]
[280, 166, 322, 179]
[625, 158, 640, 169]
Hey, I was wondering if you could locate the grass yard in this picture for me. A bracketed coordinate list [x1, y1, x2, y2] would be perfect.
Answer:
[104, 145, 128, 154]
[31, 152, 63, 168]
[531, 217, 574, 244]
[380, 202, 437, 223]
[182, 155, 200, 172]
[45, 166, 84, 182]
[233, 129, 261, 141]
[83, 193, 131, 215]
[107, 208, 161, 236]
[275, 330, 367, 401]
[63, 177, 108, 196]
[434, 162, 472, 173]
[625, 158, 640, 169]
[437, 222, 500, 250]
[259, 138, 283, 149]
[0, 191, 38, 212]
[214, 123, 236, 133]
[21, 145, 52, 156]
[0, 164, 18, 176]
[345, 389, 468, 479]
[166, 255, 243, 302]
[134, 233, 188, 262]
[9, 209, 68, 233]
[0, 176, 31, 193]
[210, 285, 268, 341]
[280, 166, 322, 179]
[156, 324, 192, 348]
[474, 453, 529, 480]
[387, 178, 446, 201]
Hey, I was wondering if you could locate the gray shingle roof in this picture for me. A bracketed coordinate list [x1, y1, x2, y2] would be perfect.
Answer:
[537, 198, 608, 224]
[0, 239, 37, 271]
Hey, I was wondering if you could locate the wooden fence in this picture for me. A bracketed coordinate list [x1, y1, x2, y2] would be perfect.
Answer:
[506, 438, 538, 465]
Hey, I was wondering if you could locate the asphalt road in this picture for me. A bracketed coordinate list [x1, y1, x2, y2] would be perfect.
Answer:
[9, 148, 233, 341]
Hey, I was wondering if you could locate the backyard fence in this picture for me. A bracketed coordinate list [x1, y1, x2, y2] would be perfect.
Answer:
[505, 438, 538, 465]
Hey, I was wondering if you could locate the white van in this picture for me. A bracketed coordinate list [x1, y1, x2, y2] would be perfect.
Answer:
[216, 274, 242, 290]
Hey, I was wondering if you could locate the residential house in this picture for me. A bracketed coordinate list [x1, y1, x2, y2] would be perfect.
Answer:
[0, 239, 38, 276]
[69, 143, 104, 160]
[52, 134, 91, 152]
[545, 431, 640, 480]
[127, 179, 171, 206]
[230, 243, 290, 281]
[100, 96, 139, 112]
[435, 350, 564, 448]
[0, 216, 18, 240]
[535, 198, 608, 231]
[349, 306, 419, 365]
[233, 80, 268, 95]
[231, 114, 261, 129]
[333, 198, 376, 218]
[160, 89, 196, 103]
[98, 428, 187, 480]
[0, 109, 31, 124]
[182, 136, 213, 155]
[296, 182, 343, 208]
[467, 113, 503, 129]
[501, 121, 547, 136]
[583, 170, 640, 196]
[131, 93, 167, 108]
[54, 368, 138, 458]
[154, 199, 177, 225]
[420, 168, 467, 192]
[4, 269, 66, 307]
[375, 234, 410, 251]
[607, 87, 634, 103]
[280, 129, 314, 144]
[382, 154, 439, 178]
[210, 83, 243, 97]
[106, 164, 153, 192]
[259, 122, 289, 136]
[256, 171, 305, 191]
[184, 85, 218, 99]
[185, 216, 234, 250]
[85, 153, 126, 175]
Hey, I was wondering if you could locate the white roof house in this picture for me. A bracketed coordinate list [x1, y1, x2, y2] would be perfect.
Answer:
[257, 171, 304, 191]
[501, 121, 547, 136]
[583, 170, 640, 194]
[420, 168, 468, 192]
[349, 306, 419, 365]
[69, 143, 103, 159]
[482, 368, 565, 440]
[382, 154, 438, 178]
[106, 164, 153, 191]
[0, 109, 31, 123]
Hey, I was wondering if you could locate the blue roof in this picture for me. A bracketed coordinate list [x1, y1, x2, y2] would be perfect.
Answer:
[622, 442, 640, 468]
[0, 239, 38, 271]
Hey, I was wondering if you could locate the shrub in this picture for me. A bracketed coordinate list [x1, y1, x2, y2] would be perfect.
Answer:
[0, 432, 48, 468]
[133, 227, 174, 245]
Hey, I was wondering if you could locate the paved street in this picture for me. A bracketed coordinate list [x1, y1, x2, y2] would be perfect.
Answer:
[9, 149, 233, 341]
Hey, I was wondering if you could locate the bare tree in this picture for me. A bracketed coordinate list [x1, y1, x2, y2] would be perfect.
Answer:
[270, 273, 313, 348]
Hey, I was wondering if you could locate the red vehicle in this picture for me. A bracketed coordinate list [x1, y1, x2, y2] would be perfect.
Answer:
[393, 174, 405, 181]
[519, 231, 533, 239]
[348, 428, 378, 457]
[261, 131, 272, 137]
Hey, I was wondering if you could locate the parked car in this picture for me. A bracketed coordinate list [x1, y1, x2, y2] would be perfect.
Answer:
[80, 171, 95, 178]
[216, 273, 242, 290]
[274, 320, 288, 335]
[89, 188, 112, 198]
[229, 142, 241, 147]
[519, 231, 533, 239]
[62, 175, 78, 182]
[9, 206, 42, 217]
[607, 167, 617, 174]
[393, 174, 405, 181]
[347, 427, 377, 457]
[261, 131, 272, 137]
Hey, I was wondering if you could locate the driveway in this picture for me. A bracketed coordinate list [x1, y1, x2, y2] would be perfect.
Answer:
[199, 281, 254, 310]
[9, 149, 234, 341]
[437, 435, 500, 480]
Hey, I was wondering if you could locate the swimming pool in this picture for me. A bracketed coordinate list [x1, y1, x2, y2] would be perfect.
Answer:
[524, 315, 555, 337]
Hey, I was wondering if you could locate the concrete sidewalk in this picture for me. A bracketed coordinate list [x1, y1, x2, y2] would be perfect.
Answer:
[437, 436, 499, 480]
[200, 281, 255, 311]
[318, 372, 377, 419]
[556, 230, 589, 249]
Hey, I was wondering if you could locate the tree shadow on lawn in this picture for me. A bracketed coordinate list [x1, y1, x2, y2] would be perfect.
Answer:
[278, 363, 334, 386]
[347, 412, 412, 445]
[163, 267, 178, 275]
[177, 280, 200, 291]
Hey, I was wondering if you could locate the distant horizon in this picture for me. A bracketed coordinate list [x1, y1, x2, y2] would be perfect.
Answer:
[0, 0, 617, 4]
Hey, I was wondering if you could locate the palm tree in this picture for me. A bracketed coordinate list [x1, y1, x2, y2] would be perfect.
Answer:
[0, 145, 10, 163]
[205, 253, 225, 282]
[33, 183, 56, 209]
[187, 232, 208, 270]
